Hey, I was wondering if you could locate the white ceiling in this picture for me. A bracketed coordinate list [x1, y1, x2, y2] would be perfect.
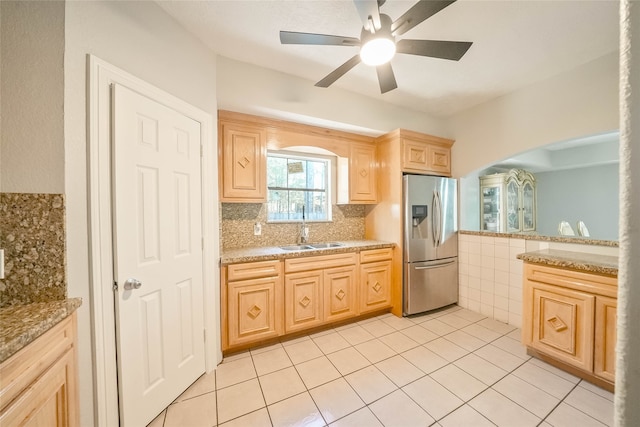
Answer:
[157, 0, 620, 118]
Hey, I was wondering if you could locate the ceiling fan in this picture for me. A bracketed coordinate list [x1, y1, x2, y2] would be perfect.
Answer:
[279, 0, 472, 94]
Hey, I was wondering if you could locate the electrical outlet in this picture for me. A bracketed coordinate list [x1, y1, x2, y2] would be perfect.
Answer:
[253, 222, 262, 236]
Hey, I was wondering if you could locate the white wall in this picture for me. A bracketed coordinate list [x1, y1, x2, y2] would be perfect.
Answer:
[448, 52, 619, 178]
[216, 56, 451, 138]
[0, 1, 64, 193]
[63, 2, 218, 424]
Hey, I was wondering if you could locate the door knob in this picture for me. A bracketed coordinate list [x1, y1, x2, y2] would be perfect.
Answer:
[123, 278, 142, 290]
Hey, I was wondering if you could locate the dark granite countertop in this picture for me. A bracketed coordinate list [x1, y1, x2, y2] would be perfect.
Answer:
[221, 240, 395, 265]
[517, 249, 618, 276]
[0, 298, 82, 363]
[459, 230, 618, 247]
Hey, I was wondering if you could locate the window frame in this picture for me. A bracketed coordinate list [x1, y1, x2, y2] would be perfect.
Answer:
[266, 150, 334, 223]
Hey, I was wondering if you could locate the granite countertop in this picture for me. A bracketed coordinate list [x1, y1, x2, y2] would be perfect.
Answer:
[221, 240, 395, 265]
[0, 298, 82, 364]
[517, 249, 618, 276]
[459, 230, 618, 247]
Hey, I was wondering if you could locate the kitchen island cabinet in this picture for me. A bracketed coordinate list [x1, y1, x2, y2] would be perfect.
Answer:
[520, 250, 618, 391]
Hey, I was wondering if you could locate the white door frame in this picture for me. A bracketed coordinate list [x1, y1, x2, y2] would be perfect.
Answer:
[87, 55, 221, 426]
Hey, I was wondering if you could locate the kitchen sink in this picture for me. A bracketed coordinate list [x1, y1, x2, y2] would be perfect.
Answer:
[280, 244, 314, 251]
[309, 242, 344, 249]
[280, 242, 344, 251]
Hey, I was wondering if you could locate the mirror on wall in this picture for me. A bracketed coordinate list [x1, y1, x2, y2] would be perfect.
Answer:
[460, 131, 619, 241]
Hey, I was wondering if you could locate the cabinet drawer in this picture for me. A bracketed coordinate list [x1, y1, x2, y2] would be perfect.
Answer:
[359, 248, 393, 264]
[525, 263, 617, 298]
[227, 260, 281, 281]
[285, 253, 357, 273]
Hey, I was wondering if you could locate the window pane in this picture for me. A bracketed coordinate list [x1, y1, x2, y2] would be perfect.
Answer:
[287, 160, 307, 189]
[267, 189, 289, 221]
[267, 156, 287, 188]
[307, 191, 327, 221]
[308, 160, 326, 190]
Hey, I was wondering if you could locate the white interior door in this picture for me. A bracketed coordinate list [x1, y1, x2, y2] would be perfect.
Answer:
[112, 83, 205, 427]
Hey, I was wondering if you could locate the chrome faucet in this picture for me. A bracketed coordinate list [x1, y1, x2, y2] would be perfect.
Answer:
[299, 205, 309, 244]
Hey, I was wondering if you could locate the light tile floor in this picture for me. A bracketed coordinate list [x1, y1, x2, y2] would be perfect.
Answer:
[148, 305, 614, 427]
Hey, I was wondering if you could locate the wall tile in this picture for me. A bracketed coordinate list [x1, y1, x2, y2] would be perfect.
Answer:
[494, 245, 510, 259]
[481, 243, 494, 257]
[495, 270, 509, 285]
[481, 256, 495, 269]
[221, 203, 365, 250]
[509, 238, 526, 249]
[495, 284, 509, 298]
[494, 237, 509, 246]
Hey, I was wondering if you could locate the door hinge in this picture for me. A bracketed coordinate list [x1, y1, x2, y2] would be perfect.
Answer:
[113, 281, 118, 291]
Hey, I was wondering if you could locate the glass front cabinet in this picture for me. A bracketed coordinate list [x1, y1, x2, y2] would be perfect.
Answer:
[480, 169, 536, 233]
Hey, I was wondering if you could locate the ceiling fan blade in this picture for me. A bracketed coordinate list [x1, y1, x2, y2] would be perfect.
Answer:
[315, 55, 361, 88]
[376, 63, 397, 94]
[353, 0, 382, 31]
[396, 39, 472, 60]
[391, 0, 457, 36]
[280, 31, 360, 46]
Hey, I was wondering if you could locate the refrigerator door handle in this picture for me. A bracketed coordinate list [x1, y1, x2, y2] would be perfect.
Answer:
[414, 259, 456, 270]
[432, 190, 442, 247]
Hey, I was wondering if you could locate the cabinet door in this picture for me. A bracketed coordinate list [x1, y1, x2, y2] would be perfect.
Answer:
[360, 260, 392, 314]
[0, 349, 76, 427]
[480, 184, 502, 232]
[506, 178, 520, 232]
[285, 271, 323, 333]
[401, 138, 429, 172]
[529, 283, 595, 371]
[594, 296, 617, 383]
[323, 266, 358, 322]
[220, 122, 266, 202]
[428, 146, 451, 176]
[349, 144, 377, 203]
[521, 180, 536, 232]
[228, 276, 282, 346]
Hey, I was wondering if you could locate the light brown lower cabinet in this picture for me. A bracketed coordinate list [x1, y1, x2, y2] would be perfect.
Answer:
[594, 295, 617, 383]
[359, 262, 392, 312]
[225, 260, 283, 348]
[523, 262, 617, 389]
[223, 248, 394, 351]
[284, 253, 357, 334]
[0, 312, 79, 427]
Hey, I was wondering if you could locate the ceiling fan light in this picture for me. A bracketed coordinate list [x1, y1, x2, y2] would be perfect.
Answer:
[360, 38, 396, 66]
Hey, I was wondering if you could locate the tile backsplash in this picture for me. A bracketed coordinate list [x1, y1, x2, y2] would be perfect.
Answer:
[0, 193, 66, 307]
[221, 203, 365, 250]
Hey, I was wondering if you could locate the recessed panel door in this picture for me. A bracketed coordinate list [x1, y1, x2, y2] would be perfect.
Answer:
[112, 84, 205, 427]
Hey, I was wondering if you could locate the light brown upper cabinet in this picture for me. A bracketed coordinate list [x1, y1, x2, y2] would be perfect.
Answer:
[341, 143, 377, 204]
[219, 112, 267, 202]
[218, 110, 377, 205]
[397, 129, 453, 176]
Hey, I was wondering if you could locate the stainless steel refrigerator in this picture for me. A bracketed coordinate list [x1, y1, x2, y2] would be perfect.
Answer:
[403, 174, 458, 316]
